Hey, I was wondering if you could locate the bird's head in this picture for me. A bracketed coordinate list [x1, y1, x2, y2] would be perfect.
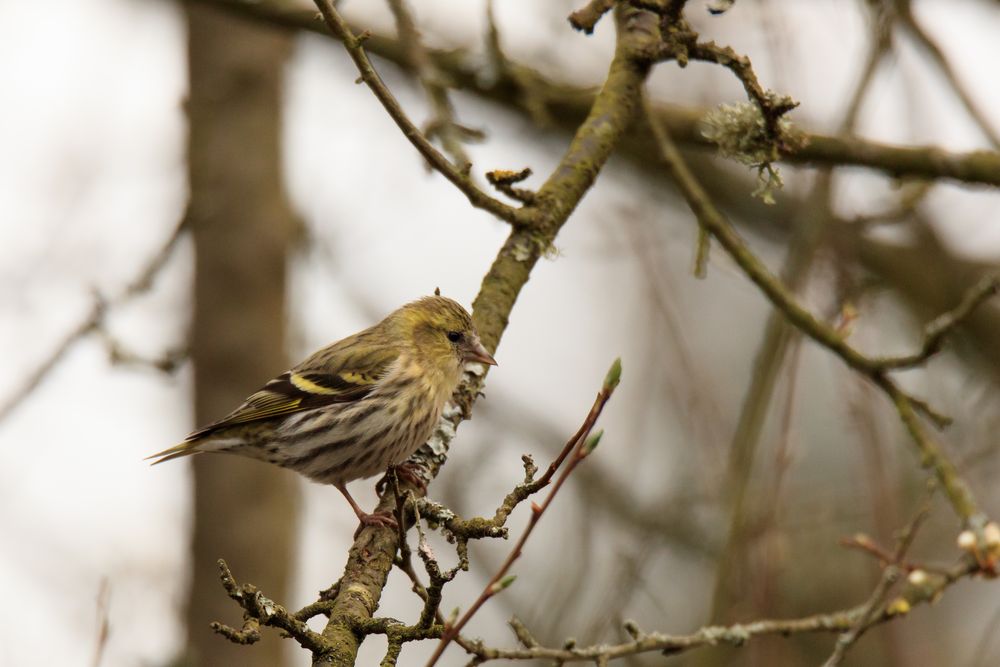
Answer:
[393, 295, 497, 371]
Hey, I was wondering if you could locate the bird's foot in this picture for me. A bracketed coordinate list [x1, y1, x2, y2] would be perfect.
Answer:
[359, 510, 398, 528]
[352, 510, 398, 539]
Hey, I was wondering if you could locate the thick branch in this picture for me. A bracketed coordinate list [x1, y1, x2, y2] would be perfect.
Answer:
[310, 6, 660, 666]
[195, 0, 1000, 189]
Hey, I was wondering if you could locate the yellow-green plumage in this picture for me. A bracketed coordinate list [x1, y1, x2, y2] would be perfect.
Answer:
[148, 295, 496, 522]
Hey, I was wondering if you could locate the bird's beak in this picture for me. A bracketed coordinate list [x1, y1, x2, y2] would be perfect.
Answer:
[463, 336, 498, 366]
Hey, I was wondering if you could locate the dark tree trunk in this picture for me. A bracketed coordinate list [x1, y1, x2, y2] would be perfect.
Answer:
[183, 5, 298, 666]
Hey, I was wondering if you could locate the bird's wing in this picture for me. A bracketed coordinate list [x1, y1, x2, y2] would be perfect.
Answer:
[187, 335, 398, 439]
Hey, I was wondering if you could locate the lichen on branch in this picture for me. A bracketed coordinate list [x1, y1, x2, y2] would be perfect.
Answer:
[701, 96, 806, 203]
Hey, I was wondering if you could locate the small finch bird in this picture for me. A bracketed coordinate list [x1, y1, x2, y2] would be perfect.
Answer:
[148, 295, 496, 526]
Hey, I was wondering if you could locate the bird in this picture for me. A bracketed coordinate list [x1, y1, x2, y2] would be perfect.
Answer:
[147, 295, 497, 526]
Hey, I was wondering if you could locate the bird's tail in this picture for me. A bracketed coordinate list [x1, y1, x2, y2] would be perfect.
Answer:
[147, 433, 242, 465]
[145, 439, 202, 465]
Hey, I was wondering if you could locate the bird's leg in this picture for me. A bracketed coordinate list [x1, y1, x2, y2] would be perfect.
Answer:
[334, 482, 397, 529]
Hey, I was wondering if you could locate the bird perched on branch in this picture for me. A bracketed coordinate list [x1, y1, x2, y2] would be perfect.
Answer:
[148, 295, 497, 526]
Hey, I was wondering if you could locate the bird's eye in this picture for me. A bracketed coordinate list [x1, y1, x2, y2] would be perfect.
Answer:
[446, 331, 462, 343]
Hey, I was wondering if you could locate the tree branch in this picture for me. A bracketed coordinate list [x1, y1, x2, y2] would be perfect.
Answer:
[385, 0, 477, 167]
[872, 272, 1000, 369]
[426, 360, 620, 666]
[307, 6, 661, 665]
[895, 0, 1000, 149]
[641, 92, 994, 527]
[0, 219, 188, 423]
[312, 0, 526, 226]
[822, 501, 931, 666]
[192, 0, 1000, 189]
[459, 558, 975, 663]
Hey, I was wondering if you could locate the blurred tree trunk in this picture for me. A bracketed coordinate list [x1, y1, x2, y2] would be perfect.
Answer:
[182, 5, 298, 666]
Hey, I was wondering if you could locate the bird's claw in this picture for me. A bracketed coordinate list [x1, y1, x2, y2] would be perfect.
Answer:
[352, 510, 399, 538]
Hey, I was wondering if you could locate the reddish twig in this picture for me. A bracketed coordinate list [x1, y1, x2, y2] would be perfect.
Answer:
[424, 359, 622, 667]
[822, 502, 931, 666]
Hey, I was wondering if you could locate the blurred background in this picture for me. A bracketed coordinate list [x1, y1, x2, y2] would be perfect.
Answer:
[2, 0, 999, 665]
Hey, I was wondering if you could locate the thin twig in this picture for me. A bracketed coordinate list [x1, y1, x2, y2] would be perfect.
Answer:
[686, 41, 798, 149]
[311, 0, 526, 226]
[642, 90, 991, 526]
[425, 360, 621, 667]
[91, 579, 111, 667]
[822, 502, 931, 666]
[895, 0, 1000, 149]
[873, 272, 1000, 369]
[410, 496, 464, 630]
[0, 219, 188, 423]
[459, 557, 975, 663]
[212, 560, 328, 653]
[385, 0, 476, 166]
[197, 0, 1000, 188]
[508, 616, 540, 648]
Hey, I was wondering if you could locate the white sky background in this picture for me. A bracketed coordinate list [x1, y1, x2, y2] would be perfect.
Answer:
[1, 1, 1000, 666]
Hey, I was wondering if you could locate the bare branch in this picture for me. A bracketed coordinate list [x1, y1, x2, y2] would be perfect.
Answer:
[822, 502, 931, 666]
[212, 560, 328, 653]
[873, 272, 1000, 370]
[641, 91, 989, 526]
[0, 219, 188, 423]
[895, 0, 1000, 149]
[426, 359, 621, 666]
[385, 0, 476, 166]
[309, 8, 661, 664]
[311, 0, 527, 226]
[460, 557, 975, 663]
[196, 0, 1000, 188]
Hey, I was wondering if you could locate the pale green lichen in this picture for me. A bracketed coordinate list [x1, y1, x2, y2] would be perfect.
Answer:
[424, 402, 462, 458]
[512, 235, 560, 262]
[701, 94, 799, 204]
[700, 623, 751, 646]
[752, 163, 783, 205]
[511, 238, 533, 262]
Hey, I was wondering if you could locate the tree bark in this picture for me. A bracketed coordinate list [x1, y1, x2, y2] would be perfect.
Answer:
[183, 5, 298, 666]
